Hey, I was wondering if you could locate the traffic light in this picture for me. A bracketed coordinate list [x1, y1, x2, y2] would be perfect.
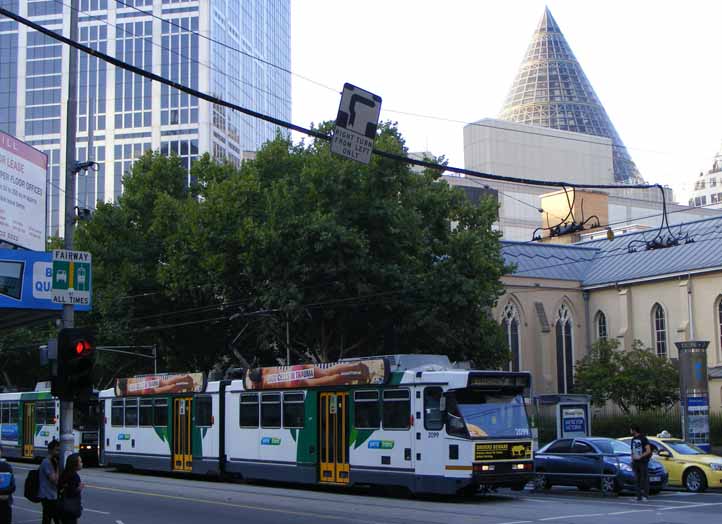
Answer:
[52, 328, 96, 400]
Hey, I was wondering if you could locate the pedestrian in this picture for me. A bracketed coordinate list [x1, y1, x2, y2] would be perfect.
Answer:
[629, 424, 653, 501]
[57, 454, 83, 524]
[39, 440, 60, 524]
[0, 445, 16, 524]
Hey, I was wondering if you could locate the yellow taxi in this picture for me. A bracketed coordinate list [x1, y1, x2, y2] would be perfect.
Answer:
[619, 433, 722, 492]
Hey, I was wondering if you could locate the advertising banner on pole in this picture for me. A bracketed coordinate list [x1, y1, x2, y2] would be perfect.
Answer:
[0, 131, 47, 251]
[676, 340, 711, 452]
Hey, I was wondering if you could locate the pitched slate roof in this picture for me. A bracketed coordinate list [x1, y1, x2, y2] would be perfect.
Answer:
[502, 215, 722, 288]
[501, 241, 599, 282]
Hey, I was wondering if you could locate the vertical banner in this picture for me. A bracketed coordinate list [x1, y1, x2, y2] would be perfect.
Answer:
[675, 341, 711, 452]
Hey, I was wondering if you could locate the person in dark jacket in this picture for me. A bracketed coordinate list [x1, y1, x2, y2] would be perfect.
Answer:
[58, 454, 83, 524]
[0, 445, 16, 524]
[39, 440, 60, 524]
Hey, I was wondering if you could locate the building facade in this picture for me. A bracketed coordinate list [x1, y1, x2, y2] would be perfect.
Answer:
[688, 142, 722, 209]
[0, 0, 291, 238]
[496, 216, 722, 413]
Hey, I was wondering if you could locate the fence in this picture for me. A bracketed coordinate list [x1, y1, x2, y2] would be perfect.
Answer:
[534, 403, 722, 447]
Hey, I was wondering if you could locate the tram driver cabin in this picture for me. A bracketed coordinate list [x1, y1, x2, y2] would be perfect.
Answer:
[100, 354, 534, 495]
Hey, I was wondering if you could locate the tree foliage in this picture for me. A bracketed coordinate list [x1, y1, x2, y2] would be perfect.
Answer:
[574, 339, 679, 414]
[2, 122, 509, 389]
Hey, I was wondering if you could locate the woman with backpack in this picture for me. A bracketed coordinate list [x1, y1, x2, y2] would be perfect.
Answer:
[38, 440, 60, 524]
[57, 454, 83, 524]
[0, 445, 16, 524]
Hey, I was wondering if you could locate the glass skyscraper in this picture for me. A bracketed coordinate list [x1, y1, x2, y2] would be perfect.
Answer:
[499, 7, 641, 184]
[0, 0, 291, 238]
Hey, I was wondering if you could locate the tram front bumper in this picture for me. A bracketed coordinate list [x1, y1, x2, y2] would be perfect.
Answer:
[472, 461, 534, 487]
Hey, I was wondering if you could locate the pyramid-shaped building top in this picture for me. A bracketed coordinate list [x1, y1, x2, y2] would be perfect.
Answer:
[499, 8, 643, 183]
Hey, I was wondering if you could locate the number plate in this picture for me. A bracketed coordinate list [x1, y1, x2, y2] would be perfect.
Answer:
[650, 476, 661, 482]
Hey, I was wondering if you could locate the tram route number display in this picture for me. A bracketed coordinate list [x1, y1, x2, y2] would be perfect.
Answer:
[474, 441, 532, 461]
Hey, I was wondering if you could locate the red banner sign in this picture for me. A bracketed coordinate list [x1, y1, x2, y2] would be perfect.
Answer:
[244, 360, 388, 390]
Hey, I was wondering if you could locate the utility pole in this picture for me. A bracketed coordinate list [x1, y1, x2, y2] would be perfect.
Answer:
[60, 0, 79, 470]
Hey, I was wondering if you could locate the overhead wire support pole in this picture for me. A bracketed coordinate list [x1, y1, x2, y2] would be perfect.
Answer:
[60, 0, 79, 471]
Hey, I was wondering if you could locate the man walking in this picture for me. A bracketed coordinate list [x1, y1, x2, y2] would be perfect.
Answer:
[0, 445, 16, 524]
[39, 441, 60, 524]
[630, 425, 653, 501]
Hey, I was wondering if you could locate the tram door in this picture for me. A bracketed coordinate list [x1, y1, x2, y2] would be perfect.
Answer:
[172, 398, 192, 472]
[23, 402, 35, 458]
[319, 392, 349, 484]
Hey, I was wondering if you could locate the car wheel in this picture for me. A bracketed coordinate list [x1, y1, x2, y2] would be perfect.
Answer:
[599, 476, 618, 495]
[684, 468, 708, 493]
[534, 472, 552, 491]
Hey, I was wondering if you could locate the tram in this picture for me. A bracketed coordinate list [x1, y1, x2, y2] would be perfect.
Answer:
[0, 384, 100, 463]
[100, 355, 534, 495]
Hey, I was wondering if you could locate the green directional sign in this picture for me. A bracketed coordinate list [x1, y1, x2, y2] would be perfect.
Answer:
[51, 250, 92, 306]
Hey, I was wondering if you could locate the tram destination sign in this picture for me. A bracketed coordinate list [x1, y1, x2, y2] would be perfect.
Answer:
[244, 359, 388, 390]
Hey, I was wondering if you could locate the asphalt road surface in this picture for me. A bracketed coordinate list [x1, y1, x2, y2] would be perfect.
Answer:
[7, 462, 722, 524]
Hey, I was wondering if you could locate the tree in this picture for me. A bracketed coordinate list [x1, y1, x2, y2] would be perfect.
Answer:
[575, 339, 679, 414]
[162, 122, 510, 367]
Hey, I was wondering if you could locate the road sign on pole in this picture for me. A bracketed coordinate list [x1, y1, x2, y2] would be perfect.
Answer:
[330, 83, 382, 164]
[52, 249, 91, 306]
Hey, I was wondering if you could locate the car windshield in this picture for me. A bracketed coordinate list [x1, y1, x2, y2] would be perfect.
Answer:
[447, 389, 530, 439]
[664, 441, 705, 455]
[589, 439, 631, 455]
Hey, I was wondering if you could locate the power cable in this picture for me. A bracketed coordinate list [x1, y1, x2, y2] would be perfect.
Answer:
[53, 0, 292, 106]
[0, 6, 664, 194]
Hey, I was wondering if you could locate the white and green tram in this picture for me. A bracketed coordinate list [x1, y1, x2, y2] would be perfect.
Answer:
[0, 385, 100, 463]
[100, 355, 534, 494]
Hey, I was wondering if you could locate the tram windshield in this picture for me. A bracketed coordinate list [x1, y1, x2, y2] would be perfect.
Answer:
[446, 389, 530, 439]
[73, 399, 100, 430]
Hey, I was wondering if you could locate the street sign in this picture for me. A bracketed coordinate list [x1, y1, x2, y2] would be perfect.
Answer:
[51, 249, 91, 306]
[330, 83, 382, 164]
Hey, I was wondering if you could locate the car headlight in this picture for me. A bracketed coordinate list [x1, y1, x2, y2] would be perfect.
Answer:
[619, 463, 633, 472]
[710, 463, 722, 472]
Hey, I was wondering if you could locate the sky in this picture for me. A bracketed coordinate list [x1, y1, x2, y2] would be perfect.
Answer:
[291, 0, 722, 203]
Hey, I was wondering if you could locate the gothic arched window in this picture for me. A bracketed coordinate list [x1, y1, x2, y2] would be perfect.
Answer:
[555, 304, 574, 393]
[503, 302, 521, 372]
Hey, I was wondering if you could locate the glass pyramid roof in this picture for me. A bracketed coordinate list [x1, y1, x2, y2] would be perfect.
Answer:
[499, 7, 643, 183]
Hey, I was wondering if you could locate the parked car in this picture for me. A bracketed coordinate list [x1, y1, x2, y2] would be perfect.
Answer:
[619, 434, 722, 492]
[535, 437, 668, 494]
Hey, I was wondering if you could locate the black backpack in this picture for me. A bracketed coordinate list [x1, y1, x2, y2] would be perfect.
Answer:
[0, 461, 14, 497]
[24, 468, 41, 503]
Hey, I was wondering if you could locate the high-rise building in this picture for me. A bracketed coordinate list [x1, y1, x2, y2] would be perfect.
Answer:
[0, 0, 291, 238]
[688, 141, 722, 209]
[499, 7, 641, 184]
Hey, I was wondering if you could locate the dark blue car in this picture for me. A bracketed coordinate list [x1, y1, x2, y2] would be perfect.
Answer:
[535, 437, 668, 494]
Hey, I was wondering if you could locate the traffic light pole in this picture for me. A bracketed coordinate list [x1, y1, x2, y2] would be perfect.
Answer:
[60, 0, 80, 472]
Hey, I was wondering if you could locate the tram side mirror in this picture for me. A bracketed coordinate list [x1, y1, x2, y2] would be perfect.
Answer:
[440, 397, 446, 411]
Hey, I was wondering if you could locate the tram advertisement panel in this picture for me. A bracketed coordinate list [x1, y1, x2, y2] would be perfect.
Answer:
[115, 373, 205, 396]
[474, 441, 532, 461]
[245, 360, 388, 390]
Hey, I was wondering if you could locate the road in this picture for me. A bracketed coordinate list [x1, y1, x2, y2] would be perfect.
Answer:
[7, 462, 722, 524]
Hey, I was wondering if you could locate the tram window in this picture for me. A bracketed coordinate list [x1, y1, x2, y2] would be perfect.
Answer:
[139, 399, 154, 427]
[36, 403, 46, 425]
[153, 399, 168, 427]
[10, 403, 18, 424]
[111, 400, 123, 426]
[424, 387, 444, 431]
[354, 391, 380, 429]
[125, 398, 139, 427]
[382, 389, 411, 430]
[239, 393, 259, 428]
[283, 392, 305, 428]
[46, 401, 56, 424]
[261, 393, 281, 428]
[196, 396, 213, 427]
[0, 403, 8, 424]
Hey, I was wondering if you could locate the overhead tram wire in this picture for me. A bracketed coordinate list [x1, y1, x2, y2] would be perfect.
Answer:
[113, 0, 339, 95]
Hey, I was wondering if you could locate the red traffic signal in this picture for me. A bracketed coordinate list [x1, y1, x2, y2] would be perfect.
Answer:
[75, 339, 93, 355]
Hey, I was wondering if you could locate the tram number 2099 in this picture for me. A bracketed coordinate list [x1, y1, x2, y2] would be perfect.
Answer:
[427, 432, 440, 439]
